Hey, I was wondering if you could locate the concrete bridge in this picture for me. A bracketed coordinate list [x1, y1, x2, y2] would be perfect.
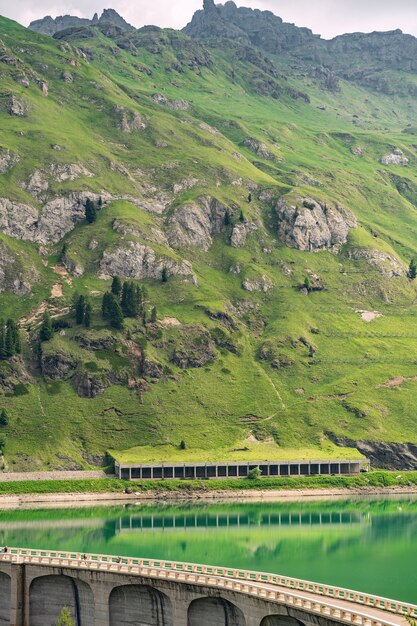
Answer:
[0, 548, 414, 626]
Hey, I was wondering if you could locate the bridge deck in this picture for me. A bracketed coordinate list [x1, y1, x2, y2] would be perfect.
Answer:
[0, 548, 413, 626]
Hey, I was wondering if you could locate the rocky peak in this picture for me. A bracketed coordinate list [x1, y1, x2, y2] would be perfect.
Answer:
[29, 9, 133, 37]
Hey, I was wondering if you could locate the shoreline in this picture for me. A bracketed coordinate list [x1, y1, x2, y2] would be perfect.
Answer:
[1, 485, 417, 509]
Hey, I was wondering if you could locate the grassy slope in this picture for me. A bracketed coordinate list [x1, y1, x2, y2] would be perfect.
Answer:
[1, 17, 417, 468]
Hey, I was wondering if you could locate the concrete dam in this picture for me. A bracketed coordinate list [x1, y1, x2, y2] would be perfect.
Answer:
[0, 548, 413, 626]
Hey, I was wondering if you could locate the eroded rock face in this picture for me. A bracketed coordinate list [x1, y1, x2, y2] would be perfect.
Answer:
[242, 274, 273, 292]
[172, 326, 216, 369]
[41, 351, 78, 380]
[276, 197, 357, 251]
[7, 96, 27, 117]
[243, 137, 272, 159]
[73, 371, 107, 398]
[346, 248, 406, 277]
[99, 241, 195, 282]
[114, 106, 147, 133]
[168, 196, 227, 251]
[0, 148, 19, 174]
[0, 192, 110, 245]
[380, 149, 409, 166]
[152, 93, 189, 110]
[0, 242, 36, 295]
[231, 221, 259, 248]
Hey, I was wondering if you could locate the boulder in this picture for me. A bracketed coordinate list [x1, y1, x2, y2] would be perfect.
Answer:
[243, 137, 272, 159]
[380, 149, 409, 166]
[276, 197, 357, 251]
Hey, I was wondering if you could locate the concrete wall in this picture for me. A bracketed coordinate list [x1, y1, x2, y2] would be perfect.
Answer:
[0, 561, 366, 626]
[109, 584, 173, 626]
[29, 575, 94, 626]
[0, 572, 10, 626]
[188, 597, 246, 626]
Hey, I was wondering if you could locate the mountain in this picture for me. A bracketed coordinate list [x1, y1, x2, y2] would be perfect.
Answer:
[29, 9, 133, 36]
[1, 3, 417, 471]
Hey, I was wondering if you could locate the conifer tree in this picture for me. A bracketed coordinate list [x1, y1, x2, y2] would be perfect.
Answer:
[111, 276, 122, 296]
[109, 297, 124, 330]
[56, 607, 75, 626]
[84, 302, 92, 328]
[40, 311, 53, 342]
[85, 198, 97, 224]
[151, 306, 157, 323]
[409, 258, 417, 280]
[75, 295, 86, 325]
[0, 409, 9, 427]
[161, 267, 169, 283]
[0, 320, 5, 360]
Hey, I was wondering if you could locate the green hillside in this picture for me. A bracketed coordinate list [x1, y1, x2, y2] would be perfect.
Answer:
[1, 4, 417, 470]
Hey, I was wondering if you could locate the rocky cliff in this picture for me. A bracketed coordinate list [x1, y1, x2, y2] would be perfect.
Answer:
[29, 9, 133, 36]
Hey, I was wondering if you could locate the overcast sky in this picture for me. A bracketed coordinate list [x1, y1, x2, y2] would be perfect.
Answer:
[2, 0, 417, 39]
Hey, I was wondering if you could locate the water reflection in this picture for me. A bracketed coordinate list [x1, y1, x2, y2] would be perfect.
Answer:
[0, 498, 416, 603]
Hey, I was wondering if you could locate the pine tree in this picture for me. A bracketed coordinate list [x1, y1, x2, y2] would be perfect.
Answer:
[247, 193, 252, 203]
[121, 282, 138, 317]
[84, 302, 92, 328]
[5, 323, 14, 357]
[151, 306, 157, 323]
[85, 199, 97, 224]
[102, 292, 124, 329]
[0, 409, 9, 427]
[40, 311, 53, 342]
[75, 295, 86, 325]
[102, 292, 113, 320]
[409, 259, 417, 280]
[56, 607, 75, 626]
[239, 210, 245, 223]
[0, 320, 5, 360]
[111, 276, 122, 296]
[109, 297, 124, 330]
[224, 211, 231, 226]
[8, 320, 21, 355]
[180, 440, 186, 450]
[161, 267, 168, 283]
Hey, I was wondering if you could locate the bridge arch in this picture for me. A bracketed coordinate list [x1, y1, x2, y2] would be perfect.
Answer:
[109, 584, 173, 626]
[0, 572, 10, 626]
[29, 574, 94, 626]
[188, 596, 246, 626]
[261, 617, 306, 626]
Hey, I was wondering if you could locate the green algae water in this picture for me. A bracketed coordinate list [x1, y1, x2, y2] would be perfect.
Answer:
[1, 497, 417, 604]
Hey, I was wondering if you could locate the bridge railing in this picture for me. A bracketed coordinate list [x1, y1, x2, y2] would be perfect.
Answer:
[1, 547, 415, 622]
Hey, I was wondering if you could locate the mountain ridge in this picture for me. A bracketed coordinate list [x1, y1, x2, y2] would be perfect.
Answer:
[0, 4, 417, 471]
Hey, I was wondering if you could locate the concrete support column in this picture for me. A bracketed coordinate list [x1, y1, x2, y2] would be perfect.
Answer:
[170, 600, 188, 626]
[129, 468, 132, 481]
[92, 583, 110, 626]
[10, 564, 24, 626]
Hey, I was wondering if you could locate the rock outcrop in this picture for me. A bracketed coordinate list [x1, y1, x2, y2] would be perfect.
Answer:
[243, 137, 273, 159]
[0, 148, 19, 174]
[99, 241, 195, 282]
[0, 242, 36, 295]
[7, 96, 27, 117]
[29, 9, 133, 36]
[242, 274, 274, 292]
[276, 197, 357, 251]
[152, 94, 189, 111]
[168, 196, 227, 251]
[329, 434, 417, 470]
[172, 326, 216, 369]
[380, 149, 409, 166]
[231, 221, 259, 248]
[0, 192, 110, 245]
[346, 248, 406, 278]
[41, 351, 78, 380]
